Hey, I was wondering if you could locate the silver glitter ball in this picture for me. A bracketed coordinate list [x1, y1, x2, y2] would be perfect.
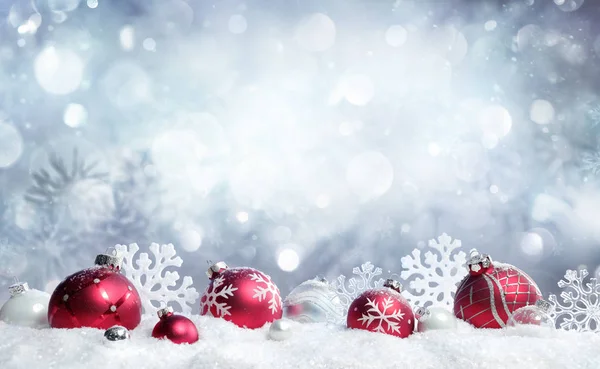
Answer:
[268, 319, 294, 341]
[104, 325, 130, 341]
[283, 277, 344, 324]
[416, 307, 458, 332]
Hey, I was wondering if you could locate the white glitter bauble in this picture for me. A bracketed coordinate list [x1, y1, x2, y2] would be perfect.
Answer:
[0, 282, 50, 328]
[415, 306, 458, 332]
[268, 319, 294, 341]
[283, 277, 344, 323]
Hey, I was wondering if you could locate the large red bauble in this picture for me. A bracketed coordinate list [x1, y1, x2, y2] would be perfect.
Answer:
[200, 261, 282, 329]
[453, 249, 542, 329]
[152, 307, 199, 344]
[48, 253, 142, 330]
[347, 279, 415, 338]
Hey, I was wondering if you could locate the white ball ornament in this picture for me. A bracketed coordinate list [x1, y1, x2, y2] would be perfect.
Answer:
[268, 318, 295, 341]
[0, 281, 50, 328]
[283, 277, 344, 324]
[415, 306, 458, 332]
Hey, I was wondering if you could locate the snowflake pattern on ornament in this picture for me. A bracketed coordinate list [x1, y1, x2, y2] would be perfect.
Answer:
[358, 296, 405, 334]
[332, 262, 386, 315]
[200, 276, 238, 317]
[250, 272, 280, 314]
[115, 243, 199, 314]
[548, 269, 600, 333]
[400, 233, 467, 308]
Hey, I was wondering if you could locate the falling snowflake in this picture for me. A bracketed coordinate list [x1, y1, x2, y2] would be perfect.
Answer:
[200, 275, 238, 317]
[250, 272, 280, 314]
[548, 269, 600, 333]
[358, 296, 405, 334]
[332, 262, 386, 314]
[400, 233, 467, 308]
[115, 243, 199, 314]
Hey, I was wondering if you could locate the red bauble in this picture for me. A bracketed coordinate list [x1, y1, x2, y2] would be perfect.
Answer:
[453, 249, 542, 329]
[48, 253, 142, 330]
[347, 279, 415, 338]
[152, 307, 199, 344]
[200, 261, 282, 329]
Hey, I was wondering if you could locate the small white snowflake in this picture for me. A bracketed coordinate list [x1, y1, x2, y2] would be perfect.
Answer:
[332, 262, 386, 315]
[200, 276, 238, 317]
[115, 243, 199, 314]
[358, 296, 405, 334]
[549, 269, 600, 333]
[400, 233, 467, 308]
[249, 272, 281, 314]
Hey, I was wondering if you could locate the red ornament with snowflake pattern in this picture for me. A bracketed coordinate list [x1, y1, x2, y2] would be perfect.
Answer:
[346, 279, 415, 338]
[199, 262, 282, 329]
[453, 249, 542, 329]
[48, 253, 142, 330]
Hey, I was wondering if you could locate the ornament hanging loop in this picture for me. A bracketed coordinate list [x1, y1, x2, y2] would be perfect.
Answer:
[535, 299, 554, 314]
[206, 261, 228, 279]
[383, 279, 402, 293]
[95, 249, 123, 271]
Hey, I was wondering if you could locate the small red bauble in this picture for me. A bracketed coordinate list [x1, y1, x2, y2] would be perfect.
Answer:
[48, 253, 142, 330]
[347, 279, 415, 338]
[200, 261, 282, 329]
[453, 249, 542, 329]
[152, 307, 199, 344]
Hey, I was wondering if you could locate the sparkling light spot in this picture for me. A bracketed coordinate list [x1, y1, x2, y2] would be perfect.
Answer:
[87, 0, 98, 8]
[428, 142, 441, 157]
[34, 47, 84, 95]
[295, 13, 336, 52]
[101, 291, 109, 300]
[529, 99, 555, 124]
[228, 14, 248, 34]
[277, 248, 300, 272]
[119, 26, 135, 50]
[142, 38, 156, 51]
[110, 305, 117, 312]
[236, 211, 249, 223]
[346, 151, 394, 201]
[63, 103, 87, 128]
[520, 232, 544, 256]
[484, 20, 497, 31]
[0, 122, 23, 168]
[385, 25, 408, 47]
[93, 278, 100, 284]
[343, 74, 375, 106]
[180, 228, 202, 252]
[32, 303, 44, 313]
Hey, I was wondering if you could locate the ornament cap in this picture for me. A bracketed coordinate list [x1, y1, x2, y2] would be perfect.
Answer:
[535, 299, 554, 313]
[206, 261, 228, 279]
[415, 306, 431, 320]
[8, 281, 30, 296]
[383, 279, 402, 293]
[314, 275, 328, 284]
[94, 253, 122, 271]
[157, 306, 174, 319]
[467, 249, 492, 275]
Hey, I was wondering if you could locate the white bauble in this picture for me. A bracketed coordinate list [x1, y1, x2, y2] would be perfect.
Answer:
[415, 306, 458, 332]
[268, 318, 295, 341]
[0, 282, 50, 328]
[283, 277, 344, 323]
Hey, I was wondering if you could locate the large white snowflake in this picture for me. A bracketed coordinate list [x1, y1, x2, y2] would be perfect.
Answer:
[200, 275, 238, 317]
[358, 296, 405, 334]
[549, 269, 600, 333]
[332, 262, 386, 316]
[249, 272, 281, 314]
[115, 243, 199, 315]
[400, 233, 467, 308]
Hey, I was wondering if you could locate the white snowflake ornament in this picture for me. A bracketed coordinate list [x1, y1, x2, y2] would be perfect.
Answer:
[115, 243, 199, 315]
[400, 233, 467, 308]
[331, 262, 386, 316]
[549, 269, 600, 333]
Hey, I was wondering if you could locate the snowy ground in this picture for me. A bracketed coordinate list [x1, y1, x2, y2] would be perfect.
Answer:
[0, 316, 598, 369]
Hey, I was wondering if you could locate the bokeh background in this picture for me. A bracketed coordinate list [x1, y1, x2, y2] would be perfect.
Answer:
[0, 0, 598, 307]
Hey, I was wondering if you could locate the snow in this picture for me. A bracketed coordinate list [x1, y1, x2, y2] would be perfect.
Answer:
[0, 316, 598, 369]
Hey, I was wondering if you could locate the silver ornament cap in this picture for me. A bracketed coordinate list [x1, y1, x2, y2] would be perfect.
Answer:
[268, 319, 294, 341]
[467, 249, 492, 273]
[94, 253, 122, 270]
[157, 306, 174, 319]
[104, 325, 130, 341]
[535, 299, 554, 314]
[8, 282, 30, 297]
[383, 279, 402, 293]
[207, 261, 228, 279]
[415, 306, 431, 321]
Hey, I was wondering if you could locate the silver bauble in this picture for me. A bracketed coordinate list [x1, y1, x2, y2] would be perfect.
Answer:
[104, 325, 131, 342]
[283, 277, 344, 323]
[268, 319, 294, 341]
[415, 306, 458, 332]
